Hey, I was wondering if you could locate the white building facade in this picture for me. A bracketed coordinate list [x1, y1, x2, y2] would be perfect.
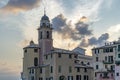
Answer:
[92, 41, 120, 80]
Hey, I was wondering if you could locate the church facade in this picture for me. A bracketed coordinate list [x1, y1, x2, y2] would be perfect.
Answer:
[21, 13, 93, 80]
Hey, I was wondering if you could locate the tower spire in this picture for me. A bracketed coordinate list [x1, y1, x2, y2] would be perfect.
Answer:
[44, 7, 46, 15]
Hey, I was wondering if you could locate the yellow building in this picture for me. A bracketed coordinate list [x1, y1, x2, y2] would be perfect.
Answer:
[21, 13, 93, 80]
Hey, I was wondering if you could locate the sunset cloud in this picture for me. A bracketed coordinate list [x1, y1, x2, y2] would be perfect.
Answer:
[0, 61, 20, 80]
[1, 0, 41, 13]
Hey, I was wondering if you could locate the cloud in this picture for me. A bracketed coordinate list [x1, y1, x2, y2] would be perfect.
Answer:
[52, 14, 78, 40]
[52, 14, 109, 48]
[1, 0, 41, 13]
[107, 24, 120, 41]
[52, 14, 93, 40]
[80, 33, 109, 47]
[75, 21, 93, 36]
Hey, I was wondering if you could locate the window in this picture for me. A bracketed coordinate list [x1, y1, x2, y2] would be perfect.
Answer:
[98, 49, 99, 53]
[51, 54, 52, 58]
[46, 55, 48, 60]
[118, 45, 120, 51]
[81, 61, 84, 65]
[117, 73, 119, 76]
[76, 75, 81, 80]
[84, 75, 86, 80]
[40, 68, 42, 73]
[95, 50, 96, 54]
[104, 72, 108, 77]
[40, 32, 42, 39]
[39, 77, 43, 80]
[118, 54, 120, 58]
[87, 62, 90, 65]
[24, 49, 27, 53]
[34, 57, 38, 66]
[110, 48, 113, 52]
[51, 66, 53, 73]
[32, 69, 34, 74]
[95, 72, 97, 77]
[96, 57, 98, 61]
[49, 77, 53, 80]
[108, 56, 113, 62]
[100, 74, 102, 77]
[34, 49, 38, 53]
[31, 76, 34, 80]
[105, 65, 108, 69]
[29, 69, 31, 74]
[58, 65, 61, 73]
[105, 56, 107, 61]
[47, 31, 49, 39]
[111, 65, 114, 70]
[86, 75, 89, 80]
[69, 66, 72, 73]
[108, 56, 111, 62]
[59, 76, 65, 80]
[84, 68, 87, 72]
[96, 65, 99, 69]
[69, 54, 72, 59]
[106, 48, 109, 52]
[74, 55, 77, 58]
[77, 67, 80, 72]
[58, 54, 61, 58]
[111, 73, 113, 77]
[68, 76, 73, 80]
[111, 56, 113, 62]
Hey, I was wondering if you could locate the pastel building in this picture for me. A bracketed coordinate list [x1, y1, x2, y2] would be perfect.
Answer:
[115, 41, 120, 80]
[21, 13, 94, 80]
[92, 41, 120, 80]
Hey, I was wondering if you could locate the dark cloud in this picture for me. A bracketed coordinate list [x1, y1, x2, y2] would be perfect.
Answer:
[52, 14, 109, 47]
[52, 14, 67, 32]
[52, 14, 79, 40]
[52, 14, 92, 40]
[80, 33, 109, 47]
[1, 0, 41, 12]
[75, 21, 92, 36]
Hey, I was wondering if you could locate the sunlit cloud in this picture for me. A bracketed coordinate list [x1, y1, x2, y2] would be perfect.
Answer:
[0, 0, 41, 13]
[107, 24, 120, 41]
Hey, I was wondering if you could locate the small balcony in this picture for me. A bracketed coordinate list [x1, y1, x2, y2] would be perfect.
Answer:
[107, 69, 114, 72]
[103, 60, 114, 64]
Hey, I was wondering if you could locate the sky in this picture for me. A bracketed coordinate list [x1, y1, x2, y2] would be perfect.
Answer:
[0, 0, 120, 80]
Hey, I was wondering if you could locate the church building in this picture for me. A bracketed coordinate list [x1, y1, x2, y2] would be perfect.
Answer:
[21, 12, 93, 80]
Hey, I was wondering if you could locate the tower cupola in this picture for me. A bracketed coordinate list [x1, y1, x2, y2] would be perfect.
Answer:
[40, 13, 52, 28]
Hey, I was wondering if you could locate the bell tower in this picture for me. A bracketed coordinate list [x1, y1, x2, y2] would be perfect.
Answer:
[38, 12, 53, 65]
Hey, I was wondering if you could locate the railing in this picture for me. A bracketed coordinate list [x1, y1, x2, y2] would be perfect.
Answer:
[103, 60, 114, 64]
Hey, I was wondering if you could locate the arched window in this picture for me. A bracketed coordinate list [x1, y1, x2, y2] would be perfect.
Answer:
[59, 76, 65, 80]
[47, 31, 49, 39]
[34, 57, 38, 66]
[40, 32, 42, 39]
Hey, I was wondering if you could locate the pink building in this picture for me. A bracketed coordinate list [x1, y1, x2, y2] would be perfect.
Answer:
[96, 71, 114, 80]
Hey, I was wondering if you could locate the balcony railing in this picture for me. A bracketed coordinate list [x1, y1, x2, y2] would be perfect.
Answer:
[103, 60, 114, 64]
